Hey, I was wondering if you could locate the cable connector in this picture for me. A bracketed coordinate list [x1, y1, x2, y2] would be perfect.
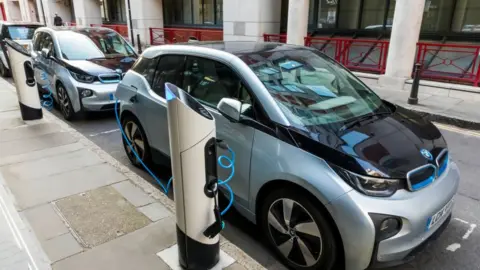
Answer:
[203, 206, 223, 239]
[216, 139, 228, 150]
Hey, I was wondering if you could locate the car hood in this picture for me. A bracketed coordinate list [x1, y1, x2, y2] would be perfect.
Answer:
[287, 106, 447, 179]
[63, 56, 137, 76]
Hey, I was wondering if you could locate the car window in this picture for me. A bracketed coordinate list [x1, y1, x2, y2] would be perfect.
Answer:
[151, 55, 185, 98]
[6, 26, 37, 40]
[182, 56, 251, 109]
[41, 33, 55, 55]
[32, 32, 44, 52]
[131, 56, 158, 85]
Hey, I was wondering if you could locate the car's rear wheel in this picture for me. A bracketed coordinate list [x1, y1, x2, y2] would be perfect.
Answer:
[57, 83, 75, 120]
[260, 188, 338, 270]
[121, 115, 152, 168]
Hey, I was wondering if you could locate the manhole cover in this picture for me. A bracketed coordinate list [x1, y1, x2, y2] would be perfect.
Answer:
[55, 185, 151, 247]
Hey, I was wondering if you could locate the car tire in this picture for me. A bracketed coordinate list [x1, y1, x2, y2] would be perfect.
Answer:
[0, 59, 10, 77]
[260, 188, 338, 270]
[121, 115, 152, 168]
[56, 83, 76, 121]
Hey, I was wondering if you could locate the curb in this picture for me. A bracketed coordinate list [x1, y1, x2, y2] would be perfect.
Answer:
[401, 105, 480, 131]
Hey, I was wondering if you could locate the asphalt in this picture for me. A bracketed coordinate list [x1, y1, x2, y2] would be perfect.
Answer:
[8, 76, 480, 270]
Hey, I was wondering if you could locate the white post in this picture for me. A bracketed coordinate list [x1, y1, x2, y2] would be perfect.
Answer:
[286, 0, 309, 46]
[379, 0, 426, 89]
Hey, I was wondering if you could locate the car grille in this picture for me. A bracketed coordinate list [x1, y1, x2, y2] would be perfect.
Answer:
[436, 149, 449, 176]
[98, 73, 121, 83]
[407, 164, 437, 191]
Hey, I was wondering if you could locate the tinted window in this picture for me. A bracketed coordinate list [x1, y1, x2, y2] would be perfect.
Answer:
[239, 49, 391, 130]
[7, 26, 38, 40]
[151, 55, 185, 97]
[57, 30, 135, 60]
[32, 32, 44, 52]
[182, 56, 244, 107]
[132, 57, 158, 85]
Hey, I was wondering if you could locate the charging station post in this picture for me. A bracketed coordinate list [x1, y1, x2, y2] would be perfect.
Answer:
[5, 39, 42, 121]
[165, 83, 221, 269]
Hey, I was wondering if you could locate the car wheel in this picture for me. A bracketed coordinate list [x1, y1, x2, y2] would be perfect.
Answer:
[56, 83, 75, 120]
[0, 59, 10, 77]
[260, 188, 338, 270]
[121, 115, 152, 168]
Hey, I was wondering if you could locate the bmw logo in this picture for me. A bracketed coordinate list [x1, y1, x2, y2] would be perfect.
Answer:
[420, 149, 433, 161]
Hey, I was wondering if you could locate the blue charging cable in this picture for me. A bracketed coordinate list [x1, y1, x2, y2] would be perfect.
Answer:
[113, 99, 235, 219]
[39, 72, 54, 111]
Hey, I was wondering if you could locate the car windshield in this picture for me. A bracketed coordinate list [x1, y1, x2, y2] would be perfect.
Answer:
[7, 26, 38, 40]
[239, 48, 390, 131]
[57, 30, 135, 60]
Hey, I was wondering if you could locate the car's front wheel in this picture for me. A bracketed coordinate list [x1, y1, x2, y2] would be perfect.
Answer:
[56, 83, 76, 120]
[121, 115, 152, 168]
[260, 188, 338, 270]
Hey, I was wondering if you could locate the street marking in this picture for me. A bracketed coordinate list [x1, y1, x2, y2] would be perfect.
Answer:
[89, 128, 120, 137]
[463, 224, 477, 240]
[435, 122, 480, 138]
[454, 218, 470, 225]
[446, 243, 461, 252]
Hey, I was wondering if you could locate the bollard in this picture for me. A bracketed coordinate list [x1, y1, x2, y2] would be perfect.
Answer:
[408, 63, 422, 105]
[137, 34, 142, 54]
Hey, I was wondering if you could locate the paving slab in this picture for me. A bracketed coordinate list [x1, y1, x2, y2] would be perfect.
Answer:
[137, 202, 172, 222]
[0, 149, 104, 181]
[0, 90, 18, 112]
[22, 204, 69, 241]
[0, 110, 23, 131]
[0, 122, 62, 143]
[52, 219, 176, 270]
[0, 142, 84, 167]
[157, 244, 235, 270]
[41, 234, 83, 263]
[112, 181, 156, 207]
[55, 186, 151, 248]
[4, 163, 127, 210]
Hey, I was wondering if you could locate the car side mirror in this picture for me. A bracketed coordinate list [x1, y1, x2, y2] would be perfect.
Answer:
[41, 48, 51, 59]
[217, 98, 241, 123]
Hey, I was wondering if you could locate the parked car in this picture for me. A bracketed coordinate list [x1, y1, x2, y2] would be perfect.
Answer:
[0, 21, 42, 77]
[31, 27, 137, 120]
[116, 41, 459, 270]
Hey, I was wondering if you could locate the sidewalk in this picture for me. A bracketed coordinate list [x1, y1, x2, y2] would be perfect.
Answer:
[0, 79, 263, 269]
[369, 84, 480, 130]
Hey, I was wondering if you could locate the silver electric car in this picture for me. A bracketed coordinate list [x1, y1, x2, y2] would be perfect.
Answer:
[31, 27, 137, 120]
[116, 42, 460, 270]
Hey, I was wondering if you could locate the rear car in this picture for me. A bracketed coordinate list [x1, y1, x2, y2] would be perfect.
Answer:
[31, 27, 137, 120]
[116, 42, 459, 270]
[0, 21, 42, 77]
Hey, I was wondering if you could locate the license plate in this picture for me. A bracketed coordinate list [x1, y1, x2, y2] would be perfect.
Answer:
[426, 198, 454, 231]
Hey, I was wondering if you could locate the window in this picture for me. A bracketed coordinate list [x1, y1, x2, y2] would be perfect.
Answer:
[317, 0, 338, 29]
[6, 26, 38, 40]
[132, 57, 158, 85]
[421, 0, 455, 32]
[32, 32, 44, 52]
[361, 0, 387, 29]
[151, 55, 186, 97]
[239, 49, 390, 131]
[338, 0, 361, 29]
[182, 56, 253, 110]
[452, 0, 480, 32]
[163, 0, 223, 26]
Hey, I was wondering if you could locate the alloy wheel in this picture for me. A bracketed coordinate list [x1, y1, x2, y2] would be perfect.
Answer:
[267, 198, 323, 268]
[124, 121, 145, 162]
[57, 86, 71, 118]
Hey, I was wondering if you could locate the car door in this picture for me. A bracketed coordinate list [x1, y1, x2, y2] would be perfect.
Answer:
[179, 56, 256, 208]
[31, 32, 46, 86]
[139, 54, 186, 158]
[31, 32, 55, 90]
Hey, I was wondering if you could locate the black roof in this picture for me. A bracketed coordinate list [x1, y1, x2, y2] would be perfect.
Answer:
[182, 41, 310, 55]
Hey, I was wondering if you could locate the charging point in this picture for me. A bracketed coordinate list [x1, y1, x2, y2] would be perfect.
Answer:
[5, 39, 42, 121]
[165, 83, 220, 269]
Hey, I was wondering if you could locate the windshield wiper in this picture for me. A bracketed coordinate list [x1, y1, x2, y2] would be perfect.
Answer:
[338, 111, 392, 133]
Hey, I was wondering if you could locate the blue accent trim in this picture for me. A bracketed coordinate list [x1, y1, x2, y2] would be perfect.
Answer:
[165, 84, 176, 101]
[412, 174, 435, 191]
[98, 74, 121, 84]
[425, 217, 432, 231]
[438, 155, 449, 176]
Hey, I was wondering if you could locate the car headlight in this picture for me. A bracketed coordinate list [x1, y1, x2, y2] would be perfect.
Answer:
[331, 165, 401, 197]
[70, 71, 95, 83]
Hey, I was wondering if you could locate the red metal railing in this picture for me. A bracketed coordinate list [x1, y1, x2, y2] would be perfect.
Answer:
[265, 34, 480, 86]
[149, 28, 223, 45]
[306, 37, 389, 74]
[416, 42, 480, 87]
[91, 24, 129, 39]
[263, 34, 287, 43]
